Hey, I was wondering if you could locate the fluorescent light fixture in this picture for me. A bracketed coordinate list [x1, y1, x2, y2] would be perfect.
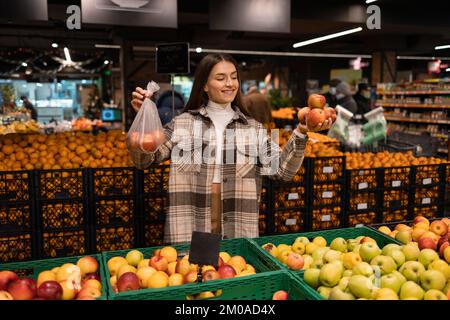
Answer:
[22, 84, 27, 88]
[447, 68, 450, 72]
[366, 0, 377, 3]
[95, 44, 121, 49]
[52, 43, 58, 48]
[104, 60, 109, 65]
[195, 47, 202, 53]
[64, 47, 72, 63]
[293, 27, 363, 48]
[25, 69, 32, 75]
[21, 62, 27, 67]
[81, 80, 87, 84]
[397, 55, 450, 61]
[36, 83, 43, 87]
[435, 44, 450, 50]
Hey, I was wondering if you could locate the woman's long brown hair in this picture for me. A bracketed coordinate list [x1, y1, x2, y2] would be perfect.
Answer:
[184, 53, 250, 116]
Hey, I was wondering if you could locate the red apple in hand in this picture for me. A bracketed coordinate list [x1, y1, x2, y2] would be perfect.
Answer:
[0, 271, 19, 291]
[37, 281, 63, 300]
[8, 278, 37, 300]
[308, 94, 326, 109]
[323, 106, 336, 122]
[297, 107, 310, 125]
[306, 108, 326, 130]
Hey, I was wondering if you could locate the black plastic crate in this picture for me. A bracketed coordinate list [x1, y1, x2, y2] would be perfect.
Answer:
[413, 185, 440, 207]
[382, 189, 409, 209]
[412, 205, 441, 220]
[259, 212, 268, 236]
[90, 167, 136, 197]
[93, 198, 136, 226]
[35, 169, 85, 200]
[311, 206, 342, 230]
[141, 164, 170, 194]
[348, 191, 378, 212]
[382, 208, 409, 223]
[39, 229, 89, 259]
[307, 156, 345, 183]
[312, 183, 343, 207]
[272, 185, 306, 210]
[93, 226, 137, 253]
[413, 164, 444, 187]
[382, 166, 411, 188]
[0, 230, 35, 263]
[273, 209, 305, 234]
[346, 168, 379, 191]
[0, 170, 33, 202]
[347, 211, 378, 227]
[142, 195, 166, 223]
[0, 202, 33, 231]
[38, 200, 87, 229]
[142, 222, 165, 247]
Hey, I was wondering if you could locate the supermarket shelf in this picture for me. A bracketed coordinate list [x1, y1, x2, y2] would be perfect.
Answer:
[376, 102, 450, 109]
[385, 115, 450, 125]
[377, 90, 450, 95]
[394, 131, 449, 140]
[438, 148, 448, 154]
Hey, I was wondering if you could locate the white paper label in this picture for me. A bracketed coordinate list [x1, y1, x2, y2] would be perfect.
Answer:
[357, 203, 368, 210]
[322, 191, 333, 198]
[423, 178, 432, 185]
[392, 180, 401, 187]
[358, 182, 368, 190]
[321, 215, 331, 222]
[358, 170, 365, 176]
[286, 218, 297, 226]
[355, 223, 364, 227]
[422, 198, 431, 204]
[288, 193, 299, 200]
[323, 166, 333, 173]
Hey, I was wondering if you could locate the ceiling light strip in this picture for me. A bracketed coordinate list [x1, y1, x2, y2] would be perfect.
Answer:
[397, 55, 450, 60]
[293, 27, 363, 48]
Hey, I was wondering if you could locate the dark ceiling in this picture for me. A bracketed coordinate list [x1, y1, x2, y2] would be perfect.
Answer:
[0, 0, 450, 57]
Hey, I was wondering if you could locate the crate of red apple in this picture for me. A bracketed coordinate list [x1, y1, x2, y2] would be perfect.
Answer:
[102, 238, 281, 300]
[374, 216, 450, 256]
[0, 255, 107, 300]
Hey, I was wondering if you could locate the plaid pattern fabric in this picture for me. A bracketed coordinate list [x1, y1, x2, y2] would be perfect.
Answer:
[128, 105, 307, 244]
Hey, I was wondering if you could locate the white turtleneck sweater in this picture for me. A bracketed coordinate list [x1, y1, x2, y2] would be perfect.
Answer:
[206, 101, 235, 183]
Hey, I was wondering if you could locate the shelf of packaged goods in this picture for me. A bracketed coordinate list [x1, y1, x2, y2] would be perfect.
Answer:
[432, 133, 449, 139]
[384, 115, 450, 125]
[377, 90, 450, 95]
[376, 102, 450, 109]
[438, 148, 448, 154]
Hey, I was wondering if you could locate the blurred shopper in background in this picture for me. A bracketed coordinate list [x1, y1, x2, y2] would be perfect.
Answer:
[353, 83, 372, 116]
[335, 81, 358, 114]
[323, 78, 342, 108]
[243, 85, 272, 125]
[20, 95, 37, 121]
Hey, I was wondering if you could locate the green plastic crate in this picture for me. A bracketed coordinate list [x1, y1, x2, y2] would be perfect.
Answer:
[102, 237, 283, 300]
[0, 254, 108, 300]
[250, 226, 402, 300]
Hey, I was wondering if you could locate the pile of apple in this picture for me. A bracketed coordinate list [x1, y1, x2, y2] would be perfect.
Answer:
[0, 256, 102, 300]
[377, 216, 450, 256]
[107, 246, 257, 293]
[298, 237, 450, 300]
[297, 94, 336, 131]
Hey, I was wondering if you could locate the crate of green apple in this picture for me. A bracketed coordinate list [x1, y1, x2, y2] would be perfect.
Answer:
[0, 254, 107, 300]
[102, 237, 281, 300]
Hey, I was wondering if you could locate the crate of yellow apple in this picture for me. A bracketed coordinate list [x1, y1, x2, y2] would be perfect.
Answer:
[0, 254, 107, 300]
[102, 238, 281, 300]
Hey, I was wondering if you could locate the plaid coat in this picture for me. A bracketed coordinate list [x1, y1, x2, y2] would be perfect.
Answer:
[128, 105, 307, 244]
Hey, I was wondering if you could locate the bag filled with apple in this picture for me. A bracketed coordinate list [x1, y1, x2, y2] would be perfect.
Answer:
[126, 81, 166, 153]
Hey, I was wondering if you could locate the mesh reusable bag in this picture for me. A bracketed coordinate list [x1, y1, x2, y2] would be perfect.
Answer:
[127, 81, 165, 153]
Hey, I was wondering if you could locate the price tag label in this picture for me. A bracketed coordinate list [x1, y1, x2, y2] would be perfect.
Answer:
[357, 203, 368, 210]
[323, 166, 333, 173]
[355, 223, 364, 227]
[422, 178, 432, 185]
[422, 198, 431, 205]
[288, 193, 299, 200]
[322, 191, 333, 199]
[358, 182, 368, 190]
[392, 180, 401, 187]
[321, 215, 331, 222]
[358, 170, 365, 176]
[286, 218, 297, 226]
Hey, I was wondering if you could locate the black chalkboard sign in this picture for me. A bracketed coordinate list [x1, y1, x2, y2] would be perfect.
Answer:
[188, 231, 221, 267]
[156, 42, 190, 74]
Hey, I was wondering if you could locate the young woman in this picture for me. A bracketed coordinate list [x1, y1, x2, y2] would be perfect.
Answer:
[129, 53, 333, 244]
